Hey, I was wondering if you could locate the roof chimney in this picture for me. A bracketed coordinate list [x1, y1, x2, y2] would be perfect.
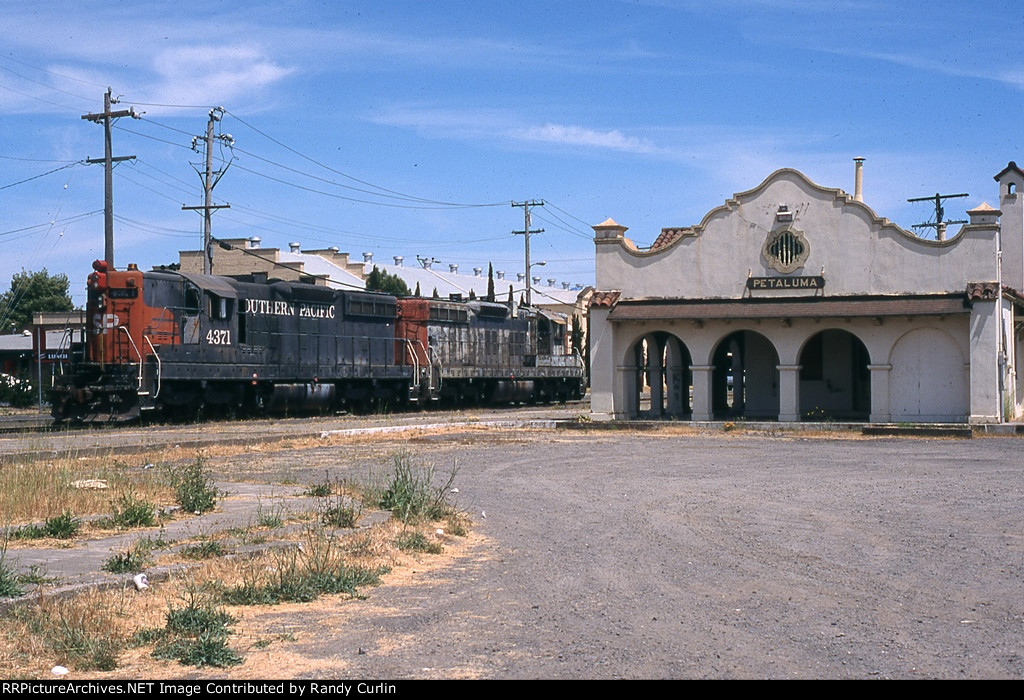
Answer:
[473, 267, 483, 277]
[248, 237, 261, 249]
[562, 282, 570, 289]
[853, 157, 865, 203]
[289, 242, 301, 253]
[517, 273, 525, 282]
[394, 256, 404, 267]
[363, 252, 373, 263]
[532, 276, 541, 285]
[449, 264, 459, 273]
[329, 246, 339, 253]
[496, 270, 505, 280]
[547, 278, 556, 287]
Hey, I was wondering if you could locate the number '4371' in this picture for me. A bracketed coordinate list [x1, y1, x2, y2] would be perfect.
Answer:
[206, 329, 231, 345]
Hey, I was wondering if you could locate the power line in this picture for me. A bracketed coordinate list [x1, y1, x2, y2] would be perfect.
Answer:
[1, 161, 82, 190]
[223, 108, 506, 208]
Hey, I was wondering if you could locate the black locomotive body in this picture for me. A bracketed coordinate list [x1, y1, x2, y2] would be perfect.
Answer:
[52, 262, 584, 422]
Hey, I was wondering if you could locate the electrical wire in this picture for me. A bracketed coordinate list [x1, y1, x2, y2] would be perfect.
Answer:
[0, 161, 83, 190]
[223, 108, 507, 208]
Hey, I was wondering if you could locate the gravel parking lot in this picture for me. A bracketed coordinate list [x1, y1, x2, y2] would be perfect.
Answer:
[201, 427, 1024, 679]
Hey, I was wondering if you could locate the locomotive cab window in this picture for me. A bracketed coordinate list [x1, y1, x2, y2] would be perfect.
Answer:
[210, 295, 232, 320]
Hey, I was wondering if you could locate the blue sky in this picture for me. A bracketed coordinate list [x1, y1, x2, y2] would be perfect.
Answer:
[2, 0, 1021, 307]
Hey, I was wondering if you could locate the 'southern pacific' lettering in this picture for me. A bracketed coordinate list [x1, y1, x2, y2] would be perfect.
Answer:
[243, 299, 336, 318]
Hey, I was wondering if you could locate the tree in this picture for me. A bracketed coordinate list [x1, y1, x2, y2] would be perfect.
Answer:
[414, 281, 421, 297]
[486, 263, 495, 302]
[364, 265, 411, 296]
[0, 268, 74, 332]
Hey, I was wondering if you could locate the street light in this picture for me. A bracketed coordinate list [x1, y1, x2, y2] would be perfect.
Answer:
[526, 261, 546, 306]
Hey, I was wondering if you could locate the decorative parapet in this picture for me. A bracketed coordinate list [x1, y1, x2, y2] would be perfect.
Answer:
[966, 201, 1001, 226]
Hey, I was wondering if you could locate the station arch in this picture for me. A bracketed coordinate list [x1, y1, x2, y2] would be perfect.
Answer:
[888, 328, 968, 421]
[711, 330, 779, 419]
[797, 329, 871, 420]
[623, 331, 692, 418]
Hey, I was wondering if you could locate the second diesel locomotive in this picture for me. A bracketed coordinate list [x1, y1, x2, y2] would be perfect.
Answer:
[51, 260, 585, 422]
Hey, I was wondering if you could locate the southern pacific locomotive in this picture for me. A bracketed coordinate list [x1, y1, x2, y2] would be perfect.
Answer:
[51, 260, 585, 422]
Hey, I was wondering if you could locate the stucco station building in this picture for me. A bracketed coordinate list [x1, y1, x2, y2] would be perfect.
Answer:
[588, 161, 1024, 424]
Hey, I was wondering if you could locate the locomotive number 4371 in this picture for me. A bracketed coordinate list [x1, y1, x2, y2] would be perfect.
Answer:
[206, 329, 231, 345]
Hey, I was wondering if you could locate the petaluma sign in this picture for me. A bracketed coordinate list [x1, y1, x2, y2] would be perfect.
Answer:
[746, 276, 825, 290]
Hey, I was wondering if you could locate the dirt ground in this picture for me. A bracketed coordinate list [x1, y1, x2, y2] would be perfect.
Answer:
[174, 427, 1023, 680]
[7, 425, 1024, 679]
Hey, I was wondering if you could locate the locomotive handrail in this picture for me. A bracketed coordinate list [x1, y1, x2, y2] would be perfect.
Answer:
[145, 336, 162, 398]
[401, 338, 419, 379]
[117, 326, 145, 389]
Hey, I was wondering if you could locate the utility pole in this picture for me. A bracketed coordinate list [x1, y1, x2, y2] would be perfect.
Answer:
[512, 200, 544, 306]
[81, 88, 139, 267]
[908, 192, 969, 241]
[182, 107, 232, 274]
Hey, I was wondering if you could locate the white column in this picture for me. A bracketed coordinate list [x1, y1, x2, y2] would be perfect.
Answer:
[868, 363, 891, 423]
[777, 364, 801, 422]
[691, 365, 714, 421]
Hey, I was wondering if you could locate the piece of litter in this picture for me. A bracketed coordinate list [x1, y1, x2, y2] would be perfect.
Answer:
[450, 487, 459, 493]
[51, 666, 69, 676]
[436, 528, 444, 536]
[481, 510, 486, 519]
[133, 573, 149, 590]
[70, 478, 107, 489]
[143, 463, 154, 470]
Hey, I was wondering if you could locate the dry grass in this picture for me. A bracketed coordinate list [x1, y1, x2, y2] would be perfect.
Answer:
[0, 454, 175, 527]
[0, 516, 466, 679]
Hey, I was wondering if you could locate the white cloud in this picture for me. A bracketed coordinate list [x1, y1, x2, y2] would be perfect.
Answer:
[144, 45, 293, 108]
[512, 124, 662, 155]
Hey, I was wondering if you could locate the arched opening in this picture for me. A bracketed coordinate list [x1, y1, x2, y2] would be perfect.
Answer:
[889, 328, 968, 421]
[798, 329, 871, 420]
[711, 330, 779, 419]
[626, 332, 692, 418]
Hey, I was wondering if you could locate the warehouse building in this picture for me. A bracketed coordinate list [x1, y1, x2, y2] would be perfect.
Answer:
[589, 161, 1024, 423]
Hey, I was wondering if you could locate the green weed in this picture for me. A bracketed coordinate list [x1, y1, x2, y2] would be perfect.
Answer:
[220, 527, 387, 606]
[255, 500, 285, 529]
[0, 541, 24, 598]
[151, 583, 241, 668]
[102, 545, 149, 574]
[394, 531, 443, 554]
[181, 539, 228, 560]
[172, 457, 219, 515]
[10, 510, 82, 541]
[377, 452, 459, 524]
[109, 490, 157, 528]
[319, 496, 361, 529]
